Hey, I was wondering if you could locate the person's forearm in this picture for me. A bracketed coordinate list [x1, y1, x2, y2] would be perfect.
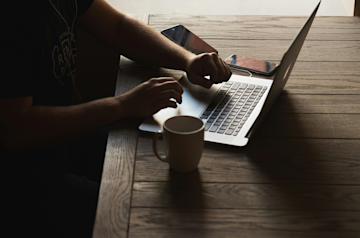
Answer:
[4, 97, 122, 151]
[110, 14, 195, 70]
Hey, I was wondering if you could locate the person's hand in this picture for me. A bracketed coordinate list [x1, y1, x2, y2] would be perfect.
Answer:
[185, 53, 232, 88]
[118, 77, 183, 118]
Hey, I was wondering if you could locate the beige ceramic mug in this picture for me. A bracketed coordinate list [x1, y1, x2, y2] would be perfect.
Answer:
[153, 115, 205, 173]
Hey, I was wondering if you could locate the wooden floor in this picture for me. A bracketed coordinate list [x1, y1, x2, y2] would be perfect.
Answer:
[93, 14, 360, 238]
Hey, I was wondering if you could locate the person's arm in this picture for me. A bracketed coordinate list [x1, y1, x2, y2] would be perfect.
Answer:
[0, 77, 183, 151]
[77, 0, 231, 88]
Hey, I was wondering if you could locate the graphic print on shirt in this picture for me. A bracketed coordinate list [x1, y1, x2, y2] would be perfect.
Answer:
[52, 27, 77, 86]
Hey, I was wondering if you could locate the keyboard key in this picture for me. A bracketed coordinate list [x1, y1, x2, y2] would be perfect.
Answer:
[207, 118, 215, 123]
[240, 83, 248, 89]
[225, 129, 234, 135]
[217, 129, 225, 134]
[205, 122, 212, 131]
[248, 84, 255, 90]
[214, 122, 221, 126]
[232, 82, 241, 89]
[209, 125, 219, 132]
[203, 110, 211, 115]
[220, 126, 228, 130]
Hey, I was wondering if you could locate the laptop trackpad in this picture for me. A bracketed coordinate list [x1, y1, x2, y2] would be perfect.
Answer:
[139, 74, 219, 132]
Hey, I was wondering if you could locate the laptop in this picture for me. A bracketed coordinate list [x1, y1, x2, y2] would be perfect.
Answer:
[139, 1, 321, 146]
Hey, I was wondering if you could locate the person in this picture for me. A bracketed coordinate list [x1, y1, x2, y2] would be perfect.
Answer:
[0, 0, 231, 237]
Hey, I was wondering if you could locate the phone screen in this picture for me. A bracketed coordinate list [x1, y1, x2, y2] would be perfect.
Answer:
[225, 54, 278, 75]
[161, 25, 217, 54]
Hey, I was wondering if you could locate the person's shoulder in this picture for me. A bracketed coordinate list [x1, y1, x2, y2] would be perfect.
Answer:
[77, 0, 94, 16]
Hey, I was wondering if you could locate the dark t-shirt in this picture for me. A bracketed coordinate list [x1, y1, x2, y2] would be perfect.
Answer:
[0, 0, 93, 193]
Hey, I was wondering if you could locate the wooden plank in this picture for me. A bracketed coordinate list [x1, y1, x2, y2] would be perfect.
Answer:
[132, 182, 360, 210]
[129, 208, 360, 238]
[92, 14, 150, 238]
[92, 119, 140, 238]
[209, 40, 360, 62]
[271, 94, 360, 113]
[257, 113, 360, 138]
[283, 62, 360, 95]
[135, 136, 360, 184]
[150, 15, 360, 41]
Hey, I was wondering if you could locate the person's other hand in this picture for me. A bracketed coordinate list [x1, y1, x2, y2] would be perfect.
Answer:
[118, 77, 183, 118]
[185, 53, 232, 89]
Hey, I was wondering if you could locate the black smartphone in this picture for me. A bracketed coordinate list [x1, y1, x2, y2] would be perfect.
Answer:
[225, 54, 278, 76]
[161, 24, 218, 55]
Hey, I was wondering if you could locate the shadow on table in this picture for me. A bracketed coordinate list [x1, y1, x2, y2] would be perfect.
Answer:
[165, 168, 208, 236]
[201, 92, 350, 212]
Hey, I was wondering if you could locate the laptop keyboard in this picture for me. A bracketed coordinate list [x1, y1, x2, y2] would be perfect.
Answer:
[200, 82, 267, 136]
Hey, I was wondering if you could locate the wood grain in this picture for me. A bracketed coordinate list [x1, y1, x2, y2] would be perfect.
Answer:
[135, 135, 360, 184]
[283, 61, 360, 94]
[132, 182, 360, 210]
[129, 208, 360, 238]
[150, 15, 360, 41]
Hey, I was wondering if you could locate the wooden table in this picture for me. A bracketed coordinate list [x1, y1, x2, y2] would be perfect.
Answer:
[93, 14, 360, 238]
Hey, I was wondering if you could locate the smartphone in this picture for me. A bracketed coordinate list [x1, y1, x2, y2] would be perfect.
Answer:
[161, 24, 218, 55]
[225, 54, 278, 76]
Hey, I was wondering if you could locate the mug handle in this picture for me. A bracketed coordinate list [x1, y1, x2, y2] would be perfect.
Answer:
[153, 131, 169, 163]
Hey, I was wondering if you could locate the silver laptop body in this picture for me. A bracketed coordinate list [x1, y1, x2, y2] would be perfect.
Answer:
[139, 1, 321, 146]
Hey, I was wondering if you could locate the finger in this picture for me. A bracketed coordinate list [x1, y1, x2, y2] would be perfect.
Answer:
[149, 77, 177, 84]
[155, 98, 178, 113]
[155, 89, 182, 104]
[155, 80, 184, 94]
[202, 53, 219, 83]
[212, 56, 226, 83]
[221, 59, 232, 82]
